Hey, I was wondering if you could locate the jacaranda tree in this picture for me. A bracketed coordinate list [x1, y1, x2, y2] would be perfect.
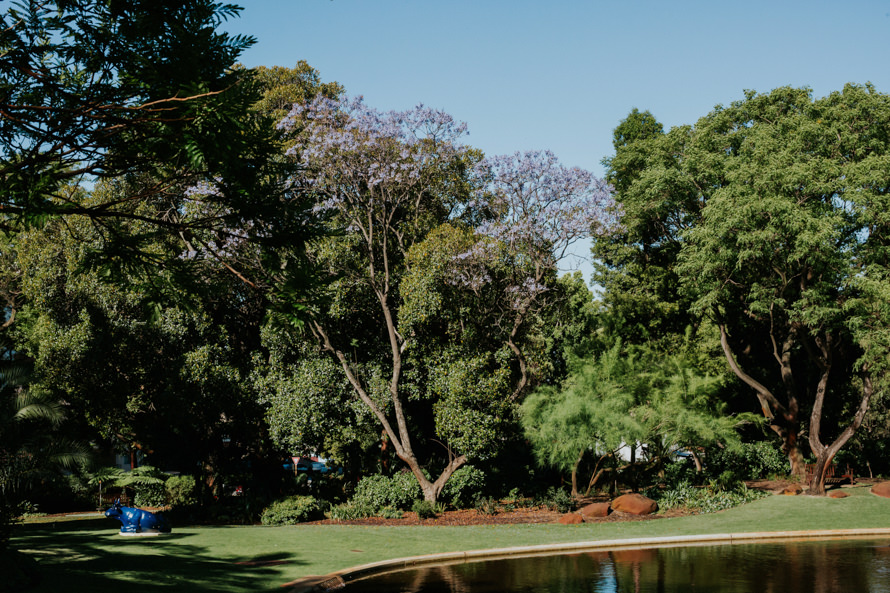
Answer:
[264, 96, 616, 501]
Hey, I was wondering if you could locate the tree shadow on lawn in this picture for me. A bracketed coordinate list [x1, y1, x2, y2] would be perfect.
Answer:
[12, 522, 306, 593]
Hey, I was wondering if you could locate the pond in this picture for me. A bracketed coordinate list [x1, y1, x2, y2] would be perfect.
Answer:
[340, 538, 890, 592]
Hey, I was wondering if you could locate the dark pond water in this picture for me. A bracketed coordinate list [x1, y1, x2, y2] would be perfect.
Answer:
[342, 538, 890, 592]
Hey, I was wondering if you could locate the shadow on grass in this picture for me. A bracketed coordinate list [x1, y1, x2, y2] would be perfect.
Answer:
[11, 521, 306, 593]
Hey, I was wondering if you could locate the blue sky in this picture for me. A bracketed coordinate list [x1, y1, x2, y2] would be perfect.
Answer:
[226, 0, 890, 280]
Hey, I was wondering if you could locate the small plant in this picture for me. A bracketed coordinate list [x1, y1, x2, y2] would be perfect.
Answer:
[412, 500, 441, 519]
[260, 495, 327, 525]
[540, 487, 575, 513]
[378, 506, 404, 519]
[474, 496, 500, 516]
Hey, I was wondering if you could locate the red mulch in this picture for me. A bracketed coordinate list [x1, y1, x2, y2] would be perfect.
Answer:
[301, 479, 818, 527]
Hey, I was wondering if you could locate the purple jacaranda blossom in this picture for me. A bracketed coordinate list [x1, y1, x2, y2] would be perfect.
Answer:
[445, 151, 619, 300]
[473, 150, 618, 264]
[279, 96, 471, 246]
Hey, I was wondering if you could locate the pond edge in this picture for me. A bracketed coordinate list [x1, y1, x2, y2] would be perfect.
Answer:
[281, 528, 890, 592]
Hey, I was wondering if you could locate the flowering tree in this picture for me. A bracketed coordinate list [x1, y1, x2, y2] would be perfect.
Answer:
[451, 151, 616, 398]
[271, 96, 615, 501]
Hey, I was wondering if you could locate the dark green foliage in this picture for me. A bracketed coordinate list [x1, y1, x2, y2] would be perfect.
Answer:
[648, 481, 768, 514]
[260, 495, 327, 526]
[474, 497, 500, 516]
[439, 465, 486, 509]
[165, 475, 197, 508]
[134, 485, 167, 508]
[0, 361, 87, 548]
[411, 500, 443, 519]
[538, 487, 575, 514]
[707, 441, 787, 481]
[108, 466, 168, 508]
[326, 502, 402, 521]
[0, 0, 296, 254]
[349, 472, 422, 512]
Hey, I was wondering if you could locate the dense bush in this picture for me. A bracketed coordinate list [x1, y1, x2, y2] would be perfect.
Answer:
[350, 471, 421, 511]
[707, 441, 787, 480]
[327, 502, 402, 521]
[134, 484, 167, 508]
[440, 465, 486, 509]
[538, 486, 575, 513]
[650, 480, 768, 513]
[662, 458, 702, 488]
[165, 475, 197, 508]
[260, 495, 327, 525]
[411, 500, 444, 519]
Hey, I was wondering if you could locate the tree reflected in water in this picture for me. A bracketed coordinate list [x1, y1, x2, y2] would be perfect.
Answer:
[340, 539, 890, 593]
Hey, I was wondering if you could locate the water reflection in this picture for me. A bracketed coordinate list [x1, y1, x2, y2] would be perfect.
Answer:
[342, 539, 890, 593]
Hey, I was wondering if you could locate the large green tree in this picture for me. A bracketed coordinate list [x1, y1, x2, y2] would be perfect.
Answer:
[0, 0, 304, 286]
[606, 84, 890, 495]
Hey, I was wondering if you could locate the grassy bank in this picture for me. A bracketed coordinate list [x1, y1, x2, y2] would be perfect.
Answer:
[10, 485, 890, 592]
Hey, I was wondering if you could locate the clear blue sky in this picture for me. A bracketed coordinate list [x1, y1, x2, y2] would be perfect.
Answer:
[226, 0, 890, 280]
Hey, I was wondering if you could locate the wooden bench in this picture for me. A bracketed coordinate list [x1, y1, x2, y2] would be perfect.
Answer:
[804, 462, 855, 486]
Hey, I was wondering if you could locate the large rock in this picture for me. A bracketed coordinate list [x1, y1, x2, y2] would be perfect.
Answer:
[828, 490, 849, 499]
[611, 493, 658, 516]
[557, 513, 583, 524]
[872, 482, 890, 498]
[579, 502, 611, 518]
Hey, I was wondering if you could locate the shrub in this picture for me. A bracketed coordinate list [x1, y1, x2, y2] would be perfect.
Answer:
[165, 475, 197, 508]
[327, 502, 403, 521]
[707, 441, 787, 480]
[651, 480, 768, 513]
[474, 496, 499, 516]
[539, 487, 574, 513]
[662, 458, 702, 488]
[134, 484, 167, 508]
[440, 465, 486, 509]
[350, 471, 421, 511]
[412, 500, 444, 519]
[260, 495, 327, 526]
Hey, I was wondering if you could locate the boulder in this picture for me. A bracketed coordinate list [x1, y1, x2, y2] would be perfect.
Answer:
[579, 502, 611, 518]
[557, 513, 583, 525]
[872, 482, 890, 498]
[782, 484, 803, 496]
[828, 490, 849, 499]
[611, 493, 658, 516]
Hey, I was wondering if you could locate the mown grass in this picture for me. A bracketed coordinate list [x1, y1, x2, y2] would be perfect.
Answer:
[10, 485, 890, 592]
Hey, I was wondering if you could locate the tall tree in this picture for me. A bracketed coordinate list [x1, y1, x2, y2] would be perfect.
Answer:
[0, 0, 301, 283]
[593, 108, 703, 344]
[267, 96, 615, 501]
[675, 84, 890, 494]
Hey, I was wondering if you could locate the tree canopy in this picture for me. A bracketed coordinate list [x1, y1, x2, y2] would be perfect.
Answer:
[598, 84, 890, 494]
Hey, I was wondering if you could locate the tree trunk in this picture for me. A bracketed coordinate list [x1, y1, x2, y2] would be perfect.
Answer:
[689, 449, 703, 473]
[718, 323, 805, 478]
[570, 448, 585, 498]
[807, 372, 872, 496]
[405, 454, 466, 502]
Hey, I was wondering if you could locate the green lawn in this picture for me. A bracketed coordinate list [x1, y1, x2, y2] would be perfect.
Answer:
[11, 485, 890, 592]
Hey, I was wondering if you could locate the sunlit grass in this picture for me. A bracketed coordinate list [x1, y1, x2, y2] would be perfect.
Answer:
[10, 485, 889, 592]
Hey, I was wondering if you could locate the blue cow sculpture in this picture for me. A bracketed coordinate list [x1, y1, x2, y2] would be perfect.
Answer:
[105, 500, 171, 534]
